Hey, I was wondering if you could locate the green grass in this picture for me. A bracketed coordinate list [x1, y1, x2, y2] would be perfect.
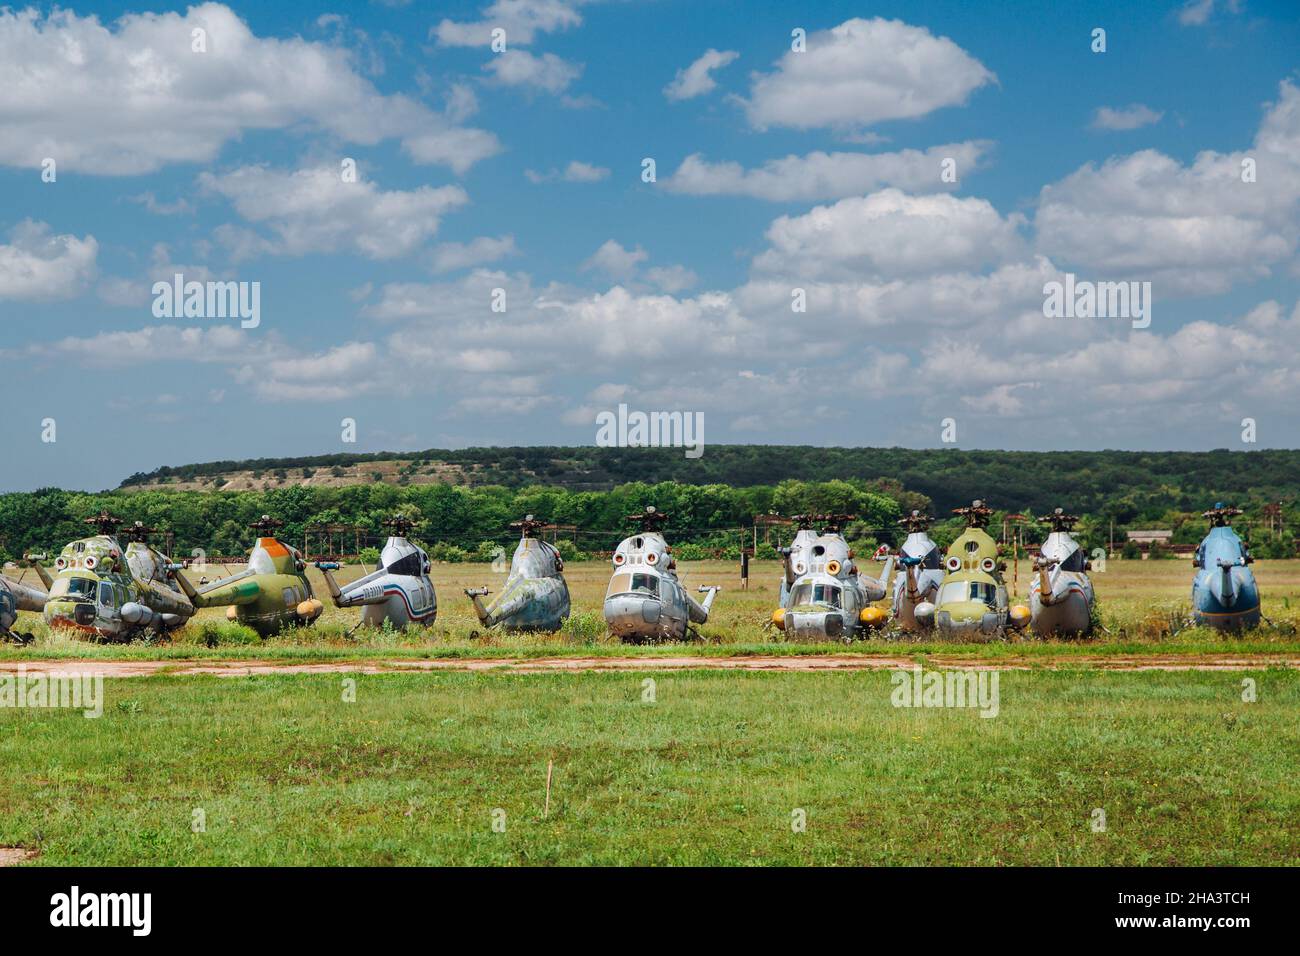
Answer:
[2, 633, 1299, 663]
[2, 668, 1295, 865]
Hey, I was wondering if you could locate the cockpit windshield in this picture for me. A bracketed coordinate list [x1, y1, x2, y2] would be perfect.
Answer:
[791, 582, 842, 607]
[50, 577, 97, 599]
[629, 573, 658, 595]
[607, 572, 659, 598]
[385, 551, 424, 577]
[1057, 548, 1085, 572]
[938, 581, 997, 607]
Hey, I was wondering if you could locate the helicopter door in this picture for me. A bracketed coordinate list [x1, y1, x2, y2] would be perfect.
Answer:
[659, 578, 677, 607]
[98, 581, 119, 617]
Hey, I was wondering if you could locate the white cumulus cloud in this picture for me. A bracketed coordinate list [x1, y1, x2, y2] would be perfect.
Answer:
[1037, 80, 1300, 295]
[743, 17, 995, 131]
[200, 164, 468, 260]
[0, 220, 98, 301]
[434, 0, 584, 46]
[581, 240, 648, 279]
[484, 49, 581, 94]
[0, 4, 498, 175]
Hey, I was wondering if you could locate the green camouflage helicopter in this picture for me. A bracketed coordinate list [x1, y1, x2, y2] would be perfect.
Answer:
[175, 515, 323, 637]
[35, 512, 195, 640]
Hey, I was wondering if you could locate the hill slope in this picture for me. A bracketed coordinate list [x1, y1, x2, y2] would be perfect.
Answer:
[119, 445, 1298, 516]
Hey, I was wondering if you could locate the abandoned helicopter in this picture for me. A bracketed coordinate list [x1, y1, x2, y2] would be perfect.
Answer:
[604, 507, 719, 641]
[175, 515, 323, 637]
[464, 515, 570, 632]
[915, 501, 1029, 638]
[316, 515, 437, 630]
[888, 510, 943, 631]
[1028, 508, 1096, 637]
[770, 513, 893, 641]
[0, 562, 48, 643]
[35, 512, 195, 639]
[1191, 504, 1261, 631]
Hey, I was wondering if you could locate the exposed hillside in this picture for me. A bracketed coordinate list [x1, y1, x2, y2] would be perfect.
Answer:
[122, 458, 475, 493]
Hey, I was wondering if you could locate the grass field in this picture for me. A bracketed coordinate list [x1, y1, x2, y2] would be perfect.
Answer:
[1, 668, 1295, 865]
[4, 558, 1300, 660]
[4, 559, 1297, 866]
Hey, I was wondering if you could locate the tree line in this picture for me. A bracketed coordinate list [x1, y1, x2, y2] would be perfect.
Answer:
[5, 473, 1296, 566]
[0, 480, 900, 563]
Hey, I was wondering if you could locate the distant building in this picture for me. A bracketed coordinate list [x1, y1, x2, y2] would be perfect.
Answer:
[1126, 530, 1172, 545]
[1125, 529, 1176, 559]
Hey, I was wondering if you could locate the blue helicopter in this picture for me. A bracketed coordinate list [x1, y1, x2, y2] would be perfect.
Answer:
[1192, 504, 1261, 631]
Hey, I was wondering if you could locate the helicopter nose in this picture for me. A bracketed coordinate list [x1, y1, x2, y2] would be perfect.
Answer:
[603, 595, 661, 633]
[937, 611, 977, 635]
[938, 608, 1000, 635]
[787, 610, 844, 639]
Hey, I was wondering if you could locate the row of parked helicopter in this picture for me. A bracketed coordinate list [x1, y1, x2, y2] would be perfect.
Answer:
[0, 500, 1262, 644]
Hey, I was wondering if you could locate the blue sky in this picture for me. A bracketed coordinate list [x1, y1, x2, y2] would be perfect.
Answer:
[1, 0, 1299, 491]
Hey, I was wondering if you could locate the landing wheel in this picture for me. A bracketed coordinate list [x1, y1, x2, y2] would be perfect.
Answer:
[468, 630, 480, 640]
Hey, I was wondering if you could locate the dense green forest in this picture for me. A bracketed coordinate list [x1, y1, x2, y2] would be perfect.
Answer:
[0, 480, 902, 563]
[2, 473, 1297, 566]
[119, 445, 1300, 516]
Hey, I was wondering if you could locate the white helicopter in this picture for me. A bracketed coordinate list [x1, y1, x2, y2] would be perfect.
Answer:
[316, 515, 438, 631]
[1028, 508, 1096, 637]
[771, 514, 894, 641]
[604, 507, 719, 642]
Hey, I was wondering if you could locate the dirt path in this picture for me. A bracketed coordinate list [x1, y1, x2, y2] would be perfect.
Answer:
[1, 654, 1297, 677]
[0, 847, 37, 867]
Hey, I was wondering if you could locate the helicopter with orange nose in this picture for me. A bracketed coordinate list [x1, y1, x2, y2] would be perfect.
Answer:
[175, 515, 323, 637]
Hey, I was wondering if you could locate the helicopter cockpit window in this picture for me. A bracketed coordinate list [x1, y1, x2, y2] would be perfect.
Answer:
[791, 582, 840, 607]
[938, 581, 969, 605]
[98, 581, 116, 608]
[1058, 548, 1085, 572]
[940, 581, 995, 607]
[385, 552, 423, 577]
[51, 577, 97, 599]
[813, 584, 841, 607]
[629, 573, 659, 596]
